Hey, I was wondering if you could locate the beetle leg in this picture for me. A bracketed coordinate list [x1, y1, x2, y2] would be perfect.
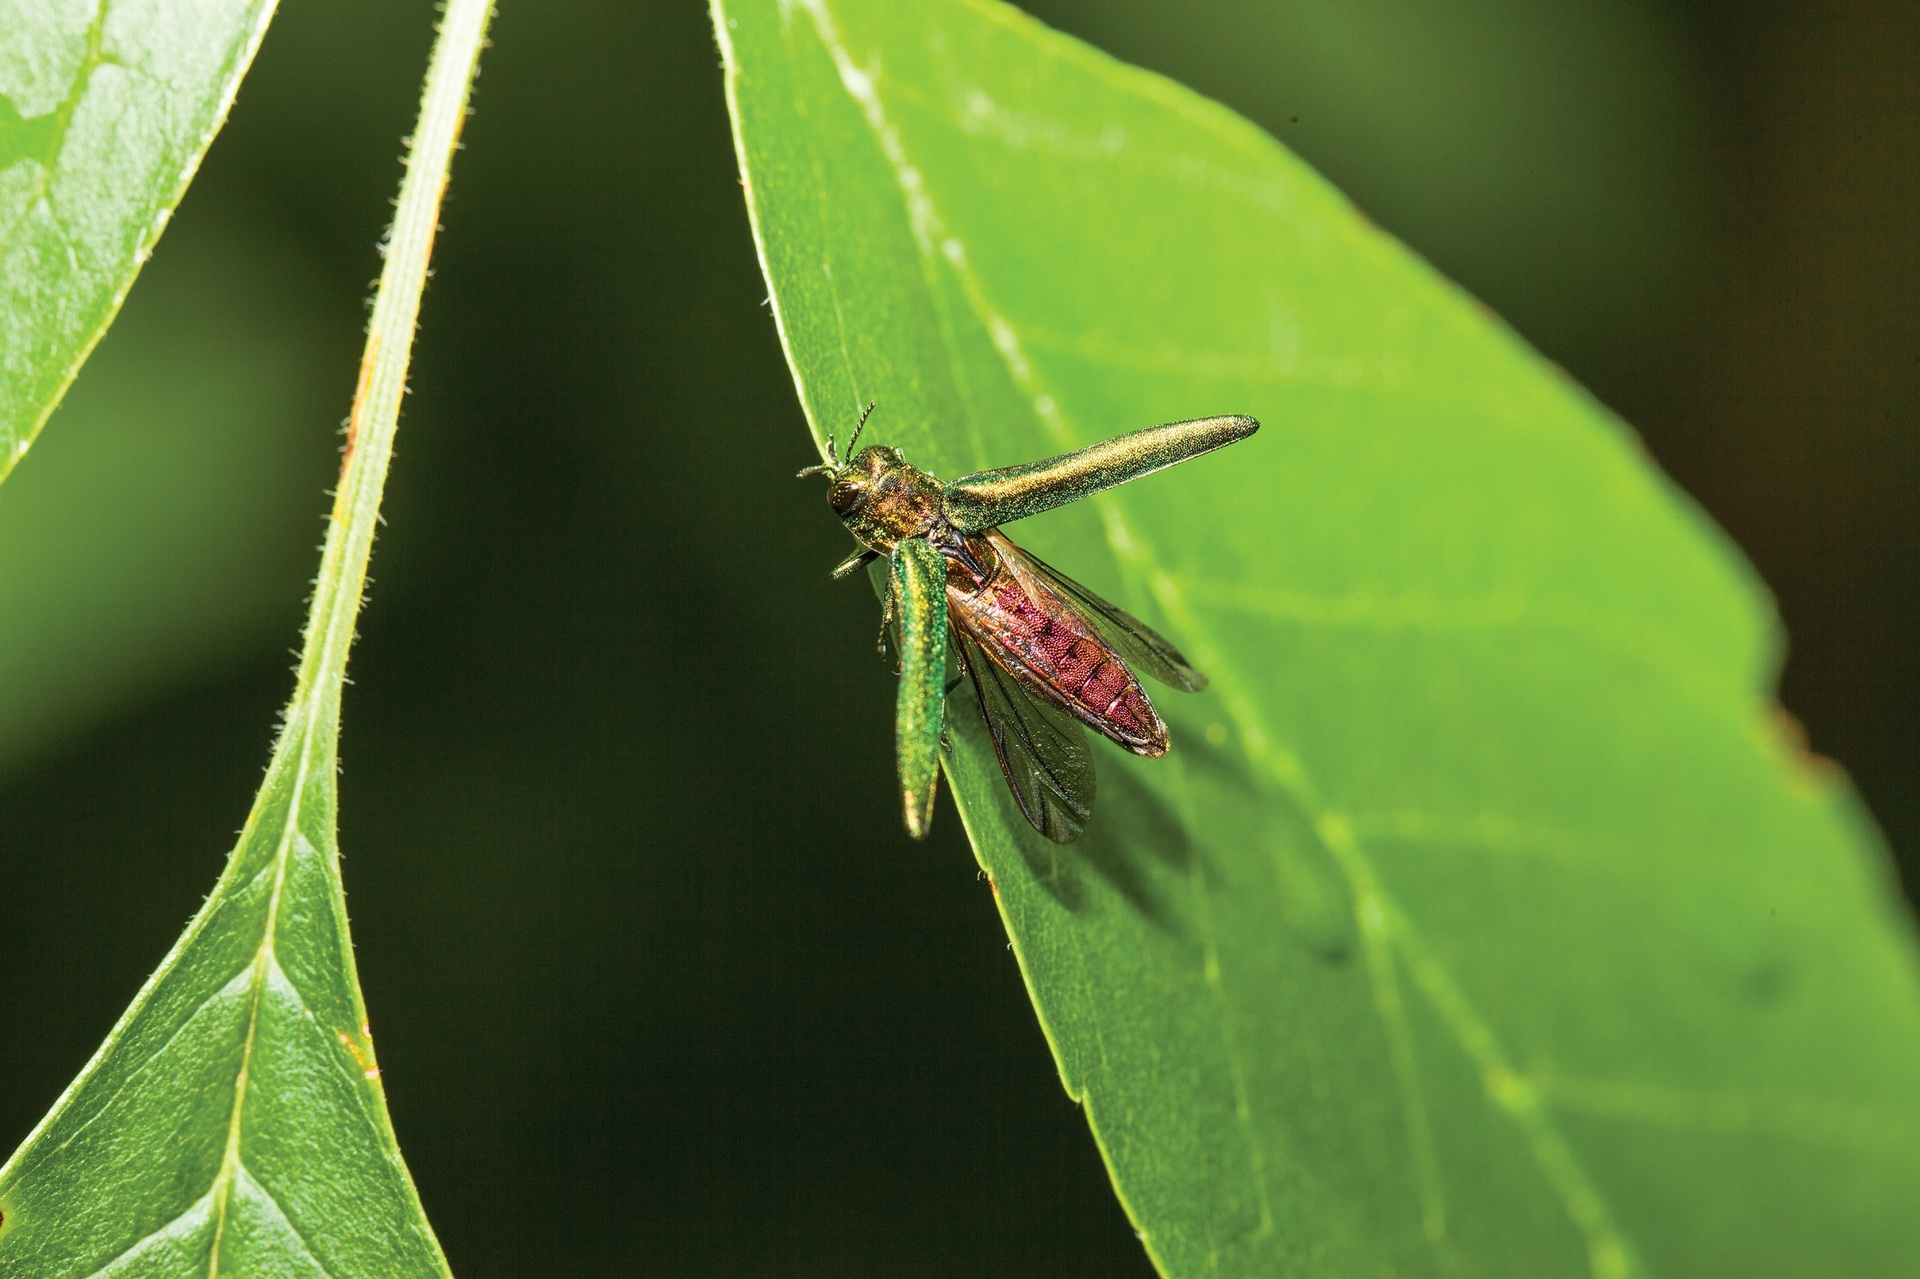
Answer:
[877, 577, 897, 657]
[831, 546, 880, 579]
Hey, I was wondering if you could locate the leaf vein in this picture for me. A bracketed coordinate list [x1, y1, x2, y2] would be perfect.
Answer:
[1167, 749, 1276, 1247]
[1530, 1072, 1920, 1163]
[1348, 810, 1627, 874]
[79, 1185, 218, 1279]
[30, 964, 255, 1170]
[1318, 815, 1449, 1248]
[1182, 578, 1737, 708]
[235, 1160, 340, 1278]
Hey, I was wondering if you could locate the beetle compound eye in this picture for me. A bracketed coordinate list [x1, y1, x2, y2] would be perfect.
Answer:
[827, 477, 866, 516]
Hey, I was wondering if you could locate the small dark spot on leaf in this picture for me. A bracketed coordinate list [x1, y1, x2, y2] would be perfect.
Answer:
[1742, 957, 1793, 1005]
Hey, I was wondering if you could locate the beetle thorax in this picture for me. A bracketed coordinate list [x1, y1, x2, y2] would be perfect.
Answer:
[828, 446, 947, 553]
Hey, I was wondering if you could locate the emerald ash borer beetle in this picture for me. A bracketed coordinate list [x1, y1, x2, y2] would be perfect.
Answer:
[800, 406, 1258, 843]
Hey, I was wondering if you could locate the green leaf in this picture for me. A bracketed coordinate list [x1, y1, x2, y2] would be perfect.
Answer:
[714, 2, 1920, 1276]
[0, 0, 278, 485]
[0, 2, 493, 1274]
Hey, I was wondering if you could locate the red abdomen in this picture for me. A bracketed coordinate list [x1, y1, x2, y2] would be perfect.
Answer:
[947, 531, 1168, 755]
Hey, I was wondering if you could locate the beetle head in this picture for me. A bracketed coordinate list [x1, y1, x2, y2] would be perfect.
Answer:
[795, 399, 882, 501]
[826, 444, 906, 516]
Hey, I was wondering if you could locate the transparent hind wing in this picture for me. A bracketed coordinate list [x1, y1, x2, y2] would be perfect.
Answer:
[957, 633, 1096, 844]
[1016, 547, 1207, 692]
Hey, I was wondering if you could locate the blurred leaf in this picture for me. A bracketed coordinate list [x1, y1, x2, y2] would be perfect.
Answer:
[0, 0, 494, 1272]
[1023, 0, 1712, 364]
[0, 0, 278, 485]
[0, 207, 344, 778]
[714, 1, 1920, 1276]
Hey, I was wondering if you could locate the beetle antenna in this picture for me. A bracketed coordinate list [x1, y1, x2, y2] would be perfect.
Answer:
[795, 431, 839, 480]
[795, 402, 873, 480]
[846, 400, 877, 455]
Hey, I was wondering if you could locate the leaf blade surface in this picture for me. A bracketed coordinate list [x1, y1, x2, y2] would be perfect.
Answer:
[714, 2, 1920, 1275]
[0, 0, 279, 483]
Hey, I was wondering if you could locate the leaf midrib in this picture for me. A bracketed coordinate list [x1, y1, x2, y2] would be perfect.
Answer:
[203, 711, 322, 1279]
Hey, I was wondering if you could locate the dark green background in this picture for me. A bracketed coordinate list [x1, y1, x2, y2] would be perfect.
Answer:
[1, 2, 1911, 1275]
